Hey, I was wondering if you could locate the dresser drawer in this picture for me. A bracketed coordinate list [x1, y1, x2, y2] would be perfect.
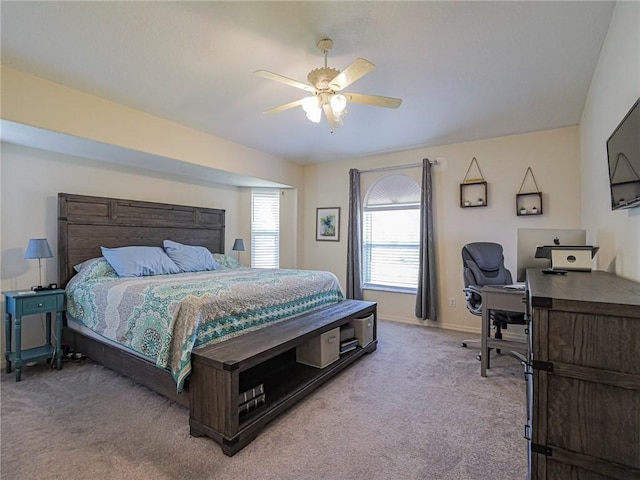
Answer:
[21, 295, 59, 315]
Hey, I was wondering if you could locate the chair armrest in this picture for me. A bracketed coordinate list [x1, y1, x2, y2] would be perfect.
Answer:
[463, 285, 483, 316]
[463, 285, 483, 296]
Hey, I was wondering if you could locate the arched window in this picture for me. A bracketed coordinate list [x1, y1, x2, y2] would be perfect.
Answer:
[363, 174, 421, 291]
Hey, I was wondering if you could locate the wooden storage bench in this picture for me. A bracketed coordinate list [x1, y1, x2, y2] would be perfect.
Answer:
[189, 299, 377, 456]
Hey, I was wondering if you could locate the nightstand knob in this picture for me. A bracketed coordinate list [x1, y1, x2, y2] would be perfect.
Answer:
[37, 303, 43, 307]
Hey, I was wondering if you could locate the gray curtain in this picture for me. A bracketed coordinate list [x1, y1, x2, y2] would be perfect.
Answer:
[346, 168, 363, 299]
[415, 158, 438, 320]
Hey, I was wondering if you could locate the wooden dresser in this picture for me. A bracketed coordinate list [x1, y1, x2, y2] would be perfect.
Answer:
[526, 269, 640, 480]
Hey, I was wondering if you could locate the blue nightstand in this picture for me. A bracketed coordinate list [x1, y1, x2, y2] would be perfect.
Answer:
[3, 289, 65, 381]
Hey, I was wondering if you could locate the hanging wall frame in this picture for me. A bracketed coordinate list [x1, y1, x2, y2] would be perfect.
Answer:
[516, 167, 543, 216]
[460, 157, 488, 208]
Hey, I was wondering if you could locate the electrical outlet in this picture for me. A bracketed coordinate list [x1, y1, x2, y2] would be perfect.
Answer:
[449, 297, 456, 307]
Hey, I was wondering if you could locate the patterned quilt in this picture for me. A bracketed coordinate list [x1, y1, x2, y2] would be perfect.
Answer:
[66, 259, 344, 392]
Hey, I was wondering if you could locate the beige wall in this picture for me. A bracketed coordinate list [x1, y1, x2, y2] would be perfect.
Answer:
[2, 1, 638, 355]
[303, 127, 580, 331]
[0, 143, 246, 349]
[279, 188, 299, 269]
[580, 1, 640, 282]
[0, 144, 300, 356]
[303, 127, 582, 332]
[0, 68, 305, 357]
[1, 66, 302, 189]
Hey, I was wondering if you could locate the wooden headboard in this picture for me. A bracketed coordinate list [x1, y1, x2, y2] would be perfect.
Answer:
[58, 193, 226, 287]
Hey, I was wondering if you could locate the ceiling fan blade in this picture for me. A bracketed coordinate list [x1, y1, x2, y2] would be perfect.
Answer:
[345, 92, 402, 109]
[263, 98, 306, 115]
[254, 70, 315, 92]
[329, 58, 375, 91]
[322, 103, 341, 128]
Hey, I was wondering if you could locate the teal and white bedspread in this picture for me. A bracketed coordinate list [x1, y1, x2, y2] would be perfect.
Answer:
[65, 259, 344, 392]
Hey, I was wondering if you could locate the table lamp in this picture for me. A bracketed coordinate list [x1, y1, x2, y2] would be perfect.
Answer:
[24, 238, 53, 289]
[232, 238, 245, 262]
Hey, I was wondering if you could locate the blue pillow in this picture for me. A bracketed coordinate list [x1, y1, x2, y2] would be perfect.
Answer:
[101, 246, 181, 277]
[163, 240, 218, 272]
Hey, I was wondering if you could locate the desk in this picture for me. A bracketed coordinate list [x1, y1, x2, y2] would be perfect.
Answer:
[480, 286, 527, 377]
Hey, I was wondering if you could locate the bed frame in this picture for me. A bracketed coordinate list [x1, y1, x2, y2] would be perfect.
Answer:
[58, 193, 377, 455]
[59, 192, 226, 404]
[58, 193, 226, 288]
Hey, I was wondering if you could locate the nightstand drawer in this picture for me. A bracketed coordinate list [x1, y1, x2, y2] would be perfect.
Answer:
[21, 295, 58, 315]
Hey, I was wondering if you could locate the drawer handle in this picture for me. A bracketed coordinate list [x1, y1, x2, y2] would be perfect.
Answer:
[37, 303, 44, 307]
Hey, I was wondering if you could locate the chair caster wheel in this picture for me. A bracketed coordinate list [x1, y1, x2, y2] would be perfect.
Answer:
[461, 342, 468, 348]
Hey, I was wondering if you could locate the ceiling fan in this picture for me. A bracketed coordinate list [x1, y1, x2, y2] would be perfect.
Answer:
[255, 38, 402, 128]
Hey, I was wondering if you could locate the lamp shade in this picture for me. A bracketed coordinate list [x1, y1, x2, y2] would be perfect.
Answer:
[232, 238, 246, 252]
[24, 238, 53, 259]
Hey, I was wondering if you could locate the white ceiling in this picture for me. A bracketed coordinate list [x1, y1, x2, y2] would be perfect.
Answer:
[1, 1, 614, 166]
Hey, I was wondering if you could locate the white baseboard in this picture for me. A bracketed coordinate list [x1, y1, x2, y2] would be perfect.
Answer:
[378, 314, 439, 328]
[378, 314, 478, 332]
[377, 315, 527, 342]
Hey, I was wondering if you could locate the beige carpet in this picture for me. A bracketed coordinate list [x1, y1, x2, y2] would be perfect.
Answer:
[1, 320, 527, 480]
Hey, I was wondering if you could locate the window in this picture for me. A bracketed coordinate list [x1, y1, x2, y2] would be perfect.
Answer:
[363, 174, 421, 291]
[251, 189, 279, 268]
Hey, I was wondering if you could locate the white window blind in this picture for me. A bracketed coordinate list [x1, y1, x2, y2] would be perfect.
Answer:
[363, 207, 420, 290]
[251, 189, 280, 268]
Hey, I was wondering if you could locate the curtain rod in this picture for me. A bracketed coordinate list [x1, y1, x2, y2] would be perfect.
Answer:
[358, 159, 436, 174]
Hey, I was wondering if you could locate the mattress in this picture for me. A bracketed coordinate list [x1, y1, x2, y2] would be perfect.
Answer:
[66, 260, 344, 391]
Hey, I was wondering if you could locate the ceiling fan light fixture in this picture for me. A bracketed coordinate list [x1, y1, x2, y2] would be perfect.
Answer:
[302, 96, 322, 123]
[301, 95, 319, 113]
[329, 94, 347, 113]
[306, 109, 322, 123]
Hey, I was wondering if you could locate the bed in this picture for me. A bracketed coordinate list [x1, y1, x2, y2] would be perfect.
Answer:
[59, 193, 377, 454]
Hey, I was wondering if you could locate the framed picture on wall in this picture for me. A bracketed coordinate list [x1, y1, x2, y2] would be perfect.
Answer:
[316, 207, 340, 241]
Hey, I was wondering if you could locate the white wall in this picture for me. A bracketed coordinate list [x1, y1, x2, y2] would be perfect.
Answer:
[580, 1, 640, 282]
[0, 143, 246, 350]
[303, 127, 581, 332]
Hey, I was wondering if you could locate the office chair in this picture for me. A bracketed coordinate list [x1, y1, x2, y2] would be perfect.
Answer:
[460, 242, 526, 360]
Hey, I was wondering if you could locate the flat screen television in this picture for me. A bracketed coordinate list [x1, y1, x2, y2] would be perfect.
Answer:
[606, 97, 640, 210]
